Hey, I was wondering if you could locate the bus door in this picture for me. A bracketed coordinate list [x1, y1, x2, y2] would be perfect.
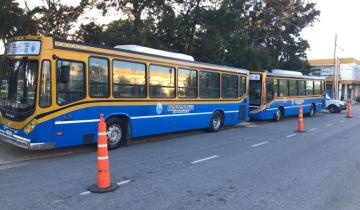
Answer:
[249, 73, 262, 108]
[266, 78, 274, 104]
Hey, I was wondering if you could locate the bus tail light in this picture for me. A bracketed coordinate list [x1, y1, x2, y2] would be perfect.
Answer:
[24, 119, 37, 134]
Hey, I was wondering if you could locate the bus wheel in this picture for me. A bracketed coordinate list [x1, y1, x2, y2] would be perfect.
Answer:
[208, 111, 224, 132]
[308, 104, 316, 117]
[274, 109, 282, 122]
[106, 118, 129, 150]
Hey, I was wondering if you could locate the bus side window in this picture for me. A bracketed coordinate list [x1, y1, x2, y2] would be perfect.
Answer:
[266, 78, 273, 103]
[39, 60, 51, 108]
[273, 79, 278, 97]
[221, 74, 238, 98]
[289, 80, 297, 96]
[56, 60, 85, 105]
[298, 80, 306, 96]
[149, 65, 175, 98]
[306, 80, 314, 95]
[279, 79, 289, 97]
[112, 60, 146, 98]
[178, 68, 197, 98]
[314, 80, 321, 95]
[239, 76, 246, 96]
[89, 57, 109, 98]
[199, 71, 220, 98]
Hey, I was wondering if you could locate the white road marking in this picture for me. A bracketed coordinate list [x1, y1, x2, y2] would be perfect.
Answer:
[340, 120, 345, 123]
[286, 134, 297, 138]
[79, 180, 131, 195]
[251, 141, 269, 147]
[80, 191, 91, 196]
[309, 128, 318, 132]
[326, 123, 333, 127]
[191, 155, 219, 164]
[116, 180, 131, 186]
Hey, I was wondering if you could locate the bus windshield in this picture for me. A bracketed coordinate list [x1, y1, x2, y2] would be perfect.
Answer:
[249, 79, 262, 106]
[0, 56, 38, 120]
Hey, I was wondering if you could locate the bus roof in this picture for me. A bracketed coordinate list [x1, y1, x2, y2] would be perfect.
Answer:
[251, 70, 325, 80]
[267, 70, 325, 80]
[47, 37, 249, 74]
[114, 45, 195, 61]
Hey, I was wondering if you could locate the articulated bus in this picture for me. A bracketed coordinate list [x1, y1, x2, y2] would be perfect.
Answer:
[0, 36, 249, 150]
[249, 70, 326, 121]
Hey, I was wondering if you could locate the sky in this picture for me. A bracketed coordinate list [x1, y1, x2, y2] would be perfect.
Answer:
[301, 0, 360, 60]
[1, 0, 360, 60]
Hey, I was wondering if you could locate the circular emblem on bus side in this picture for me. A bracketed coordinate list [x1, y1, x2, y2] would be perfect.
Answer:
[156, 103, 163, 114]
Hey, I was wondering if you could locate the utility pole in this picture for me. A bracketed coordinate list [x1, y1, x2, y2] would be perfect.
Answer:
[333, 34, 338, 100]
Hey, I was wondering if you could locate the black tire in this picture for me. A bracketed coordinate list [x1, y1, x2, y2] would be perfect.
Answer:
[106, 118, 130, 150]
[273, 108, 283, 122]
[328, 105, 339, 113]
[307, 104, 316, 117]
[208, 111, 224, 132]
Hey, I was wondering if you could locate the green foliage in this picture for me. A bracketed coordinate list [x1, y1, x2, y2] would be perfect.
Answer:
[2, 0, 319, 72]
[0, 0, 36, 45]
[29, 0, 91, 38]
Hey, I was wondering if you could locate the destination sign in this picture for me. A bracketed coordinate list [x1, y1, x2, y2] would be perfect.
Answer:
[6, 41, 41, 55]
[249, 74, 261, 80]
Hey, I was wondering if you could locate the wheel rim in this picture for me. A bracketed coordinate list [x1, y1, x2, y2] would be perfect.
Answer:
[107, 124, 122, 145]
[276, 110, 281, 121]
[212, 115, 221, 130]
[311, 107, 315, 115]
[329, 106, 335, 113]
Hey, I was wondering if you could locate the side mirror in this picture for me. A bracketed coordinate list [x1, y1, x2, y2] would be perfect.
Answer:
[60, 65, 70, 83]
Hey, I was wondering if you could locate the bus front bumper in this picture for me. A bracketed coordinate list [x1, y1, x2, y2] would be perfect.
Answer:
[0, 132, 54, 150]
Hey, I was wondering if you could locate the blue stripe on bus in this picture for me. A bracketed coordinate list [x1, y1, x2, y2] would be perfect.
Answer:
[249, 98, 325, 120]
[1, 102, 248, 148]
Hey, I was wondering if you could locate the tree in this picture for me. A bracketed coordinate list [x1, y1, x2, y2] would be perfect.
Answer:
[26, 0, 91, 38]
[189, 0, 319, 71]
[244, 0, 320, 70]
[95, 0, 166, 45]
[77, 0, 319, 71]
[77, 22, 104, 44]
[0, 0, 36, 46]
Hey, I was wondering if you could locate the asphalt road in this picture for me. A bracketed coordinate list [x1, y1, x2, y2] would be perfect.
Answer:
[1, 107, 360, 210]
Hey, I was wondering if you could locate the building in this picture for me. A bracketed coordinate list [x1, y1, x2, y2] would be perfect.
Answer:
[309, 58, 360, 102]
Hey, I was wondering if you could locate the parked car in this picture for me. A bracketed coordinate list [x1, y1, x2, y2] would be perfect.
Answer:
[325, 94, 347, 113]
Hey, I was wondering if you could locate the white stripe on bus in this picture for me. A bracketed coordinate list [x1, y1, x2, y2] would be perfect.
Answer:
[55, 119, 99, 125]
[131, 110, 239, 120]
[55, 111, 240, 123]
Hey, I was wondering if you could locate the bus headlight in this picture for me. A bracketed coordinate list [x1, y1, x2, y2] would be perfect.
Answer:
[24, 119, 37, 134]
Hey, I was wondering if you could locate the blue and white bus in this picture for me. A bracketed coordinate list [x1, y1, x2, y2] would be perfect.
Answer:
[249, 70, 325, 121]
[0, 36, 249, 150]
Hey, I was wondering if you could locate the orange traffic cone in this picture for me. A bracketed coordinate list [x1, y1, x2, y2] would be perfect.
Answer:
[297, 105, 305, 132]
[88, 114, 119, 193]
[346, 99, 353, 118]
